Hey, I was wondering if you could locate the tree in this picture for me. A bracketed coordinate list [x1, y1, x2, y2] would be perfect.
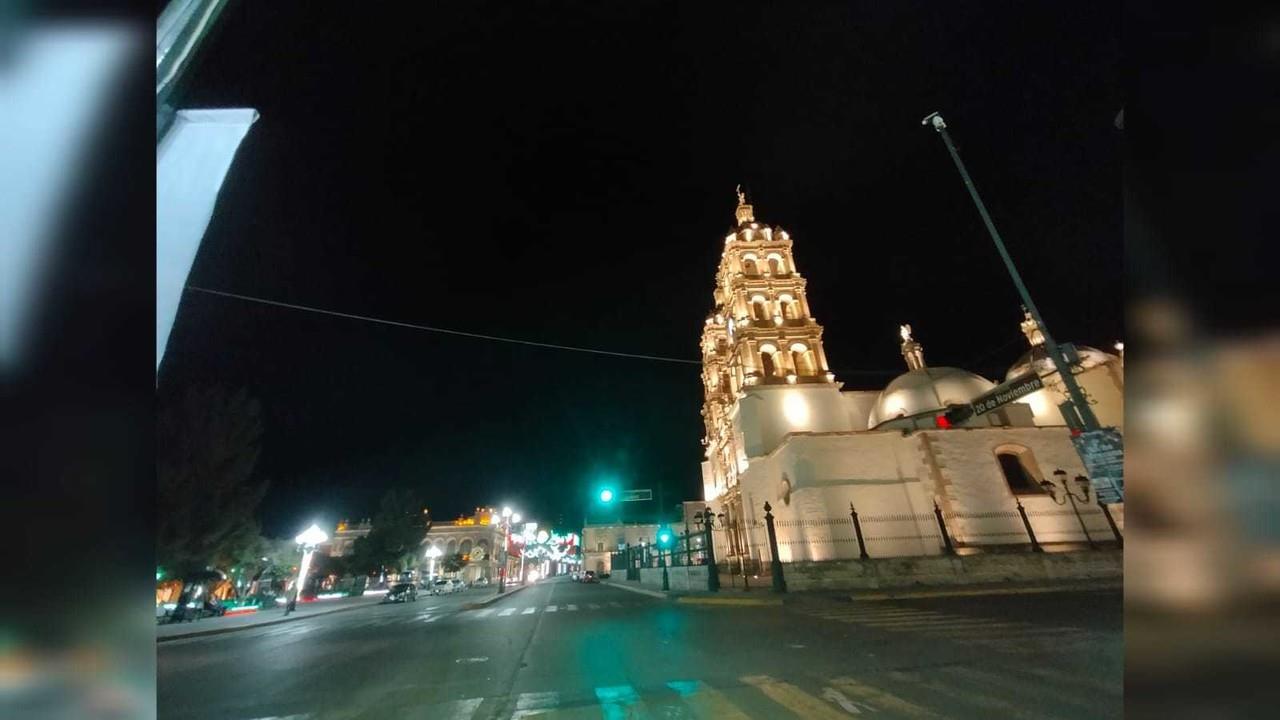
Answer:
[346, 489, 428, 575]
[442, 552, 468, 574]
[157, 385, 269, 577]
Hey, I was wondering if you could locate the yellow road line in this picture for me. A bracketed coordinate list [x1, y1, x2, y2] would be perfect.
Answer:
[666, 680, 752, 720]
[830, 676, 946, 719]
[740, 675, 854, 720]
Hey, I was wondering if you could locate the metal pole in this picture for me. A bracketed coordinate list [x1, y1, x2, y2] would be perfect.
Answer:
[850, 502, 870, 560]
[660, 546, 669, 591]
[703, 507, 720, 592]
[497, 520, 507, 594]
[923, 112, 1100, 432]
[933, 501, 956, 555]
[1067, 491, 1097, 550]
[1015, 499, 1043, 552]
[1099, 500, 1124, 548]
[763, 502, 787, 593]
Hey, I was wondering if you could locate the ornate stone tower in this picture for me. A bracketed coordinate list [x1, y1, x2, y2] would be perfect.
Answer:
[699, 189, 837, 493]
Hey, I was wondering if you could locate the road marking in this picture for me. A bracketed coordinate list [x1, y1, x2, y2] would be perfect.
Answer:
[242, 715, 311, 720]
[522, 607, 537, 615]
[418, 614, 438, 623]
[667, 680, 752, 720]
[566, 604, 579, 611]
[608, 601, 623, 607]
[511, 691, 559, 719]
[588, 603, 601, 610]
[822, 687, 877, 715]
[740, 675, 852, 720]
[595, 685, 644, 720]
[454, 657, 488, 664]
[885, 669, 1047, 719]
[545, 605, 558, 612]
[830, 677, 941, 719]
[474, 608, 494, 618]
[440, 697, 483, 719]
[498, 608, 518, 617]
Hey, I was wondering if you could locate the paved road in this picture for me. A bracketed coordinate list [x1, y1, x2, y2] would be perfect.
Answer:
[158, 577, 1121, 719]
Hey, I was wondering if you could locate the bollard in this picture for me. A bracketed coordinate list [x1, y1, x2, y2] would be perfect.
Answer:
[933, 501, 956, 555]
[1098, 500, 1124, 548]
[850, 502, 870, 559]
[1015, 499, 1043, 552]
[763, 502, 787, 593]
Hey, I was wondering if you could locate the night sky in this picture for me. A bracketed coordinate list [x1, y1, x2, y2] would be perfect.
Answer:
[159, 1, 1121, 537]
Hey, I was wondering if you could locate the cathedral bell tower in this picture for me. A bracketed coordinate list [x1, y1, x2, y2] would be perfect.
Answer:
[699, 188, 838, 493]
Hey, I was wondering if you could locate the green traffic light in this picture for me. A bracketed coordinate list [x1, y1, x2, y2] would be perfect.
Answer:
[658, 528, 673, 547]
[599, 488, 615, 503]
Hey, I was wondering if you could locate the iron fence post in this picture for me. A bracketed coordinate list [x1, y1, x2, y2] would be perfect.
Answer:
[703, 506, 720, 592]
[933, 501, 956, 555]
[850, 502, 870, 559]
[1098, 500, 1124, 548]
[763, 502, 787, 593]
[1015, 498, 1043, 552]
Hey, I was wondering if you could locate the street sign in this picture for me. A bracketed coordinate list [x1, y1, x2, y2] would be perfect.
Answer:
[1072, 428, 1125, 503]
[971, 372, 1044, 416]
[620, 489, 652, 502]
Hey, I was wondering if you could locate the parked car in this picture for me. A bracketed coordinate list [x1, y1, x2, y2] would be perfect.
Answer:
[430, 579, 457, 595]
[383, 582, 418, 603]
[582, 570, 597, 583]
[473, 577, 491, 588]
[449, 578, 466, 593]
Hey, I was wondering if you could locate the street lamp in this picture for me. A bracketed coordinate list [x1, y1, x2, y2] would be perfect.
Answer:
[922, 111, 1100, 433]
[497, 508, 520, 594]
[1040, 469, 1096, 549]
[289, 523, 329, 615]
[693, 507, 725, 592]
[424, 545, 443, 582]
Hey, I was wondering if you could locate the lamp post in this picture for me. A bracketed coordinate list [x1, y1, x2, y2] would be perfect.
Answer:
[289, 524, 329, 615]
[693, 507, 723, 592]
[922, 111, 1100, 432]
[424, 545, 443, 582]
[497, 507, 515, 594]
[1041, 469, 1096, 549]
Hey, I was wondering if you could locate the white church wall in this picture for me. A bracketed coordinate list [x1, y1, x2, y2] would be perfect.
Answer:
[840, 391, 878, 431]
[738, 385, 853, 457]
[1019, 362, 1124, 431]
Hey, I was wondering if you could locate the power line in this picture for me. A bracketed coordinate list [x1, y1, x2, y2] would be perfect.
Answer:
[185, 285, 702, 365]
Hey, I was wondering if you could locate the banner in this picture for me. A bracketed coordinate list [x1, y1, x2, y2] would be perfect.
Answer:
[1072, 428, 1125, 503]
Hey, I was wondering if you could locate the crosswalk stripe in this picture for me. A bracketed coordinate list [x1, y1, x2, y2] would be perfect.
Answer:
[667, 680, 752, 720]
[511, 691, 559, 719]
[498, 608, 517, 617]
[419, 614, 438, 623]
[885, 670, 1046, 719]
[595, 685, 646, 720]
[474, 608, 494, 618]
[588, 603, 600, 610]
[546, 605, 558, 612]
[830, 677, 942, 719]
[740, 675, 853, 720]
[522, 607, 537, 615]
[566, 604, 579, 611]
[439, 697, 483, 720]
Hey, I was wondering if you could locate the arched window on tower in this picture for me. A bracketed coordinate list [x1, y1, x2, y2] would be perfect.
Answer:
[994, 445, 1045, 494]
[767, 253, 785, 275]
[751, 295, 770, 322]
[759, 343, 784, 379]
[790, 342, 818, 376]
[779, 294, 798, 321]
[741, 254, 759, 276]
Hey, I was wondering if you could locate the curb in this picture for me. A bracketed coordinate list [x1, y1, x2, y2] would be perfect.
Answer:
[157, 598, 382, 642]
[602, 580, 669, 600]
[674, 596, 784, 606]
[462, 583, 529, 610]
[846, 580, 1124, 602]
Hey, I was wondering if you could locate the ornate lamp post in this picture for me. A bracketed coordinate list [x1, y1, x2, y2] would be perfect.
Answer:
[693, 507, 724, 592]
[288, 524, 328, 615]
[1041, 469, 1096, 549]
[424, 545, 443, 582]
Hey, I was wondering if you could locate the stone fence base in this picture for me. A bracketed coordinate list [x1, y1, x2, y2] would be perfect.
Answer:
[780, 549, 1122, 592]
[637, 565, 711, 592]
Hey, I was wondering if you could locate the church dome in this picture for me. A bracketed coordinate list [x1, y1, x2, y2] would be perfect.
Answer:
[1005, 345, 1116, 382]
[868, 367, 997, 428]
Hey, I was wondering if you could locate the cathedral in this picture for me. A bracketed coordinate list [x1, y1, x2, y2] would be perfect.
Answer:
[699, 192, 1124, 564]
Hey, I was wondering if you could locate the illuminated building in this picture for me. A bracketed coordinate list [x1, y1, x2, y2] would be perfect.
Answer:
[698, 191, 1124, 564]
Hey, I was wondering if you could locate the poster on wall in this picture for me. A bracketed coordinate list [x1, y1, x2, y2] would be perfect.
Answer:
[1072, 428, 1124, 503]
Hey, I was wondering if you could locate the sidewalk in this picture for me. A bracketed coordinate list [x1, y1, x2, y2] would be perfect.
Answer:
[156, 593, 383, 642]
[603, 578, 783, 606]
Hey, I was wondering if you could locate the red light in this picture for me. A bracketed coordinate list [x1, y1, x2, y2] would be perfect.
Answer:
[935, 414, 951, 429]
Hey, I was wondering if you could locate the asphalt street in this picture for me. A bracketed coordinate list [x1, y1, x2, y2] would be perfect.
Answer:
[157, 576, 1122, 719]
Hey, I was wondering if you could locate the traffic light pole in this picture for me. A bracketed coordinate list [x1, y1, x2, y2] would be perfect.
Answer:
[923, 112, 1100, 432]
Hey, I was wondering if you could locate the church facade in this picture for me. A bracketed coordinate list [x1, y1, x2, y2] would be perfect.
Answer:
[699, 193, 1124, 564]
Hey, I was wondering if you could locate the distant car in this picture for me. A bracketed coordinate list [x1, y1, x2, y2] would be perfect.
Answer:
[383, 583, 418, 603]
[430, 579, 457, 595]
[599, 572, 610, 579]
[450, 579, 466, 592]
[570, 571, 580, 582]
[582, 571, 597, 583]
[473, 577, 490, 588]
